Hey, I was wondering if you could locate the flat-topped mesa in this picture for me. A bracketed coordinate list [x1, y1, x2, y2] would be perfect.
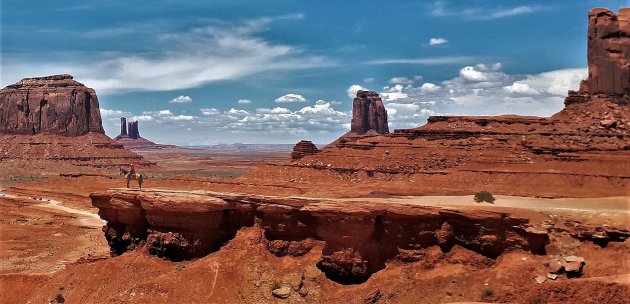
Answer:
[567, 8, 630, 105]
[0, 74, 104, 136]
[350, 90, 389, 135]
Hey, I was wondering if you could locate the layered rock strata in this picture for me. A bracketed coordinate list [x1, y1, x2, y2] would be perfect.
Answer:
[0, 75, 104, 136]
[350, 90, 389, 135]
[0, 75, 152, 168]
[291, 140, 320, 160]
[92, 188, 549, 283]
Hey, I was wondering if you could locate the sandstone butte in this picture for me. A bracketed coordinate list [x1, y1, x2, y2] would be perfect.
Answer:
[88, 8, 630, 288]
[114, 117, 160, 149]
[0, 74, 152, 168]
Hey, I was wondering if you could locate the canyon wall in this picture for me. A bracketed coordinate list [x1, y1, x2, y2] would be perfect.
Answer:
[0, 75, 104, 136]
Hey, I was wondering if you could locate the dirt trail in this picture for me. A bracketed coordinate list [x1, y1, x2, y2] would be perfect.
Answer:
[0, 190, 104, 227]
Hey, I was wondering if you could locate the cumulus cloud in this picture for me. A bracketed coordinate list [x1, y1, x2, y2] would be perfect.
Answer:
[169, 95, 192, 103]
[100, 108, 128, 117]
[380, 65, 586, 130]
[419, 83, 441, 94]
[2, 16, 333, 94]
[503, 83, 540, 95]
[237, 99, 252, 104]
[200, 108, 220, 116]
[429, 37, 448, 45]
[275, 93, 306, 103]
[388, 77, 414, 85]
[347, 84, 368, 98]
[131, 115, 155, 121]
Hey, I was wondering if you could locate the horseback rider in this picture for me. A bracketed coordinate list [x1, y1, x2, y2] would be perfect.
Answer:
[129, 163, 136, 175]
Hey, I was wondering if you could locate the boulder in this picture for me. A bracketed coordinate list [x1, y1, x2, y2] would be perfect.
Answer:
[0, 74, 105, 136]
[272, 286, 292, 299]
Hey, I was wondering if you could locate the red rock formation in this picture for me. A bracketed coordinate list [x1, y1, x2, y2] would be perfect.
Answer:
[114, 117, 160, 149]
[291, 140, 319, 160]
[350, 90, 389, 135]
[579, 8, 630, 96]
[0, 75, 104, 136]
[242, 8, 630, 198]
[120, 117, 128, 136]
[128, 121, 140, 139]
[91, 188, 550, 283]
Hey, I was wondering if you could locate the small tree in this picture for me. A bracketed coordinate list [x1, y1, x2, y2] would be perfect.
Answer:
[474, 191, 495, 204]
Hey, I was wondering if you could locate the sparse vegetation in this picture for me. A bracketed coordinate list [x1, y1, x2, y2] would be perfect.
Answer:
[482, 289, 494, 298]
[55, 293, 65, 303]
[474, 191, 496, 204]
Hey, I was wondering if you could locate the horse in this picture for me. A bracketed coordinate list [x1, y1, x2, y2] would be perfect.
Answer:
[119, 168, 144, 189]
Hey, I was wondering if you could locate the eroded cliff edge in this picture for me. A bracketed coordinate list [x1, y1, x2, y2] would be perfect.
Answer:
[91, 188, 552, 283]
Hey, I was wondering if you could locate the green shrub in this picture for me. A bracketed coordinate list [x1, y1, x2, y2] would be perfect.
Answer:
[474, 191, 495, 203]
[55, 293, 65, 303]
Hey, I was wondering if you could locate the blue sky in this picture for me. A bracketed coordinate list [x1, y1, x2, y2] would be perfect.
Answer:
[2, 0, 628, 145]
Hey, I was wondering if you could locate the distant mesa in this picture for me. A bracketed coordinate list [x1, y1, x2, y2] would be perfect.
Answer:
[350, 90, 389, 135]
[0, 74, 104, 136]
[114, 117, 158, 149]
[0, 74, 152, 168]
[291, 140, 320, 160]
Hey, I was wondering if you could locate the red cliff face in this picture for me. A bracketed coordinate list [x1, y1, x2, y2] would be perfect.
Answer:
[573, 8, 630, 100]
[0, 74, 104, 136]
[350, 90, 389, 135]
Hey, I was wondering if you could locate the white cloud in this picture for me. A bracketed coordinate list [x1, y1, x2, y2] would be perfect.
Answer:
[379, 64, 586, 130]
[237, 99, 252, 104]
[166, 115, 196, 121]
[382, 84, 408, 101]
[169, 95, 192, 103]
[503, 82, 540, 95]
[459, 66, 487, 82]
[429, 37, 448, 46]
[388, 77, 414, 85]
[143, 110, 173, 116]
[275, 93, 306, 103]
[431, 2, 545, 20]
[256, 107, 292, 114]
[2, 16, 333, 94]
[132, 115, 155, 121]
[200, 108, 220, 116]
[100, 108, 128, 117]
[347, 84, 368, 99]
[363, 77, 375, 83]
[419, 83, 441, 93]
